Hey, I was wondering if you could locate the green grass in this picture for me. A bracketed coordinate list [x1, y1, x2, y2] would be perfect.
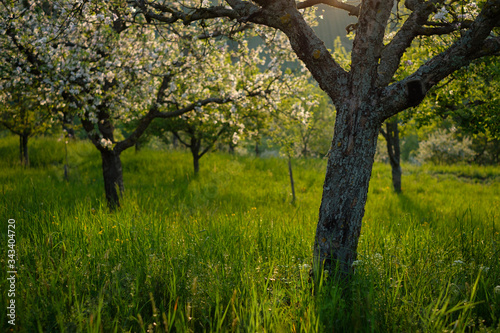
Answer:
[0, 136, 499, 332]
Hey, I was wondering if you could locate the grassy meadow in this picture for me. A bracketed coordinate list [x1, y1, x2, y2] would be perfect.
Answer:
[1, 135, 499, 332]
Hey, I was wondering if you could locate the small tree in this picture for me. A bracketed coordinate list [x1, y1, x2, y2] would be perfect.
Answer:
[269, 79, 334, 203]
[0, 88, 53, 167]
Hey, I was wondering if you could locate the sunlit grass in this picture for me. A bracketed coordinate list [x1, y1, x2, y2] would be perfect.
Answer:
[0, 136, 499, 332]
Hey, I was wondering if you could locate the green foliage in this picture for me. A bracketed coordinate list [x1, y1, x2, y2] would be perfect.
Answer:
[414, 129, 475, 165]
[1, 136, 499, 332]
[269, 82, 335, 158]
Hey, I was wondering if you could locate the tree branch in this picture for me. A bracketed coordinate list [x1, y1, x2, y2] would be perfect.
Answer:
[172, 131, 191, 148]
[296, 0, 360, 16]
[199, 125, 227, 158]
[377, 1, 438, 87]
[350, 0, 394, 96]
[379, 0, 500, 119]
[381, 35, 500, 121]
[134, 1, 240, 25]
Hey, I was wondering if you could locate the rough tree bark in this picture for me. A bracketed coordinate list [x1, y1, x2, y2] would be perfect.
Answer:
[100, 149, 124, 208]
[380, 116, 402, 193]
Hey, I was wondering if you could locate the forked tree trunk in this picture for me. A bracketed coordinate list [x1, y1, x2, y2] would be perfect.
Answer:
[20, 133, 29, 168]
[314, 106, 381, 278]
[100, 149, 124, 209]
[384, 117, 402, 193]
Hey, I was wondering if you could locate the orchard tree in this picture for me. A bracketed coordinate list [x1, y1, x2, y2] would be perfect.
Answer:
[151, 34, 292, 175]
[137, 0, 500, 276]
[269, 80, 334, 203]
[1, 0, 283, 208]
[0, 87, 54, 167]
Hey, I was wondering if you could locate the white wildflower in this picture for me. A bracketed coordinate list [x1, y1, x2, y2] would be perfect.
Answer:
[352, 260, 363, 267]
[433, 7, 449, 20]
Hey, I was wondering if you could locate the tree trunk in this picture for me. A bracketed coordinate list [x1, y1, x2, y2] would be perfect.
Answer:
[100, 149, 124, 209]
[19, 133, 29, 168]
[255, 140, 260, 157]
[384, 117, 402, 193]
[193, 154, 200, 175]
[64, 142, 69, 181]
[190, 138, 201, 175]
[314, 108, 381, 279]
[288, 154, 296, 204]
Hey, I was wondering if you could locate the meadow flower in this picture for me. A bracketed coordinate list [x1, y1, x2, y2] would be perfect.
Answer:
[352, 260, 363, 267]
[433, 7, 449, 20]
[494, 286, 500, 296]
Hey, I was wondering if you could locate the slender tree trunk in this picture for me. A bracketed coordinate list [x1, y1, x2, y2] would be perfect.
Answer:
[255, 140, 260, 157]
[64, 142, 69, 181]
[19, 133, 29, 168]
[100, 149, 124, 209]
[313, 106, 381, 279]
[383, 117, 402, 193]
[288, 154, 296, 204]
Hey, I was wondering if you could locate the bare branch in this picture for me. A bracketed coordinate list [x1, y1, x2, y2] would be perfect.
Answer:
[134, 1, 240, 25]
[296, 0, 360, 16]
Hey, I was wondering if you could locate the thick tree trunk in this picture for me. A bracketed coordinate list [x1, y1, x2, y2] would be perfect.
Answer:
[100, 149, 124, 209]
[384, 117, 402, 193]
[314, 107, 381, 279]
[19, 134, 29, 168]
[287, 154, 296, 204]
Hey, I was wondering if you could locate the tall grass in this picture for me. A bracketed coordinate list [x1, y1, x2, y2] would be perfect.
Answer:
[0, 136, 499, 332]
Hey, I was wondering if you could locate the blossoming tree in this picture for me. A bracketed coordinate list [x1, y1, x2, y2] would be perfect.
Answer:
[1, 0, 284, 208]
[137, 0, 500, 276]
